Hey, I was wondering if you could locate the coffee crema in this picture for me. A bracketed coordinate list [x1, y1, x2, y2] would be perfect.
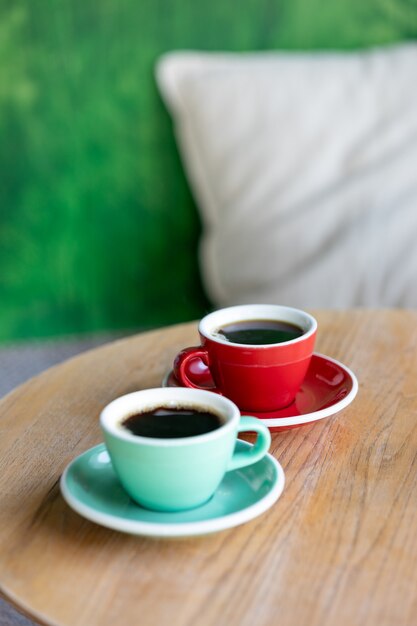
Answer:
[215, 319, 304, 345]
[121, 406, 223, 439]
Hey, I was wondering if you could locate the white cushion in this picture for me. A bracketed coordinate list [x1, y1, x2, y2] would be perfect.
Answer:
[156, 46, 417, 308]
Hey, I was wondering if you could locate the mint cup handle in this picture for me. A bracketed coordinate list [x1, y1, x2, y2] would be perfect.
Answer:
[227, 416, 271, 472]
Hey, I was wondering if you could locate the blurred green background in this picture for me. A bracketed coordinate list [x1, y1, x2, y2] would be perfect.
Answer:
[1, 0, 415, 341]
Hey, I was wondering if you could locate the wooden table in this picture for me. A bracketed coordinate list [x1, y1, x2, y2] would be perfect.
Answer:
[0, 310, 416, 626]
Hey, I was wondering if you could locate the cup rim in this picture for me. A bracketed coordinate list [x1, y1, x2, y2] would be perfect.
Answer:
[199, 304, 317, 348]
[100, 388, 240, 447]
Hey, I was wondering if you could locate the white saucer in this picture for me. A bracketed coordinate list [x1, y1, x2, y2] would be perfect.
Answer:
[60, 441, 285, 538]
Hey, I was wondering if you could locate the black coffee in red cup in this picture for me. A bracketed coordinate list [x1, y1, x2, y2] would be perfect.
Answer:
[174, 304, 317, 412]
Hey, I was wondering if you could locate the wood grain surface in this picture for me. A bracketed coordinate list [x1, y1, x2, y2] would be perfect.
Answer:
[0, 310, 416, 626]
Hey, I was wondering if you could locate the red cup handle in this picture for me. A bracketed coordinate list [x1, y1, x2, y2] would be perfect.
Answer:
[173, 346, 221, 393]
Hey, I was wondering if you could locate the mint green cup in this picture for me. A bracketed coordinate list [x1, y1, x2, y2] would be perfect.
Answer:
[100, 388, 271, 512]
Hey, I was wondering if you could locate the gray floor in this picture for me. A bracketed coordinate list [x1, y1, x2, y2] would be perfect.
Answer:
[0, 333, 124, 626]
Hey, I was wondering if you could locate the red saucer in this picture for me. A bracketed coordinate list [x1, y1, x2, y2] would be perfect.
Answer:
[163, 353, 358, 432]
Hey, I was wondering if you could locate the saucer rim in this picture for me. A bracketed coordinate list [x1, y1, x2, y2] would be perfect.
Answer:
[162, 352, 358, 427]
[60, 442, 285, 538]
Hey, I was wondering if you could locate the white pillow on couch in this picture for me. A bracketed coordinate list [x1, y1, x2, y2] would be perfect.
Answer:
[156, 45, 417, 308]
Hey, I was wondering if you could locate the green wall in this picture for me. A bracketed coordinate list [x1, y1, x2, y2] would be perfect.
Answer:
[0, 0, 415, 340]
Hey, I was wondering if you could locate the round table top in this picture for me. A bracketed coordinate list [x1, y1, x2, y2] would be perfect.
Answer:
[0, 311, 416, 626]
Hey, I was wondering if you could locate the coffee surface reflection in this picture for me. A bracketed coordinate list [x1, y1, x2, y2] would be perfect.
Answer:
[215, 319, 304, 345]
[121, 406, 222, 438]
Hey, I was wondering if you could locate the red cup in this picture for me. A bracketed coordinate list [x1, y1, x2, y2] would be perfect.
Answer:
[174, 305, 317, 412]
